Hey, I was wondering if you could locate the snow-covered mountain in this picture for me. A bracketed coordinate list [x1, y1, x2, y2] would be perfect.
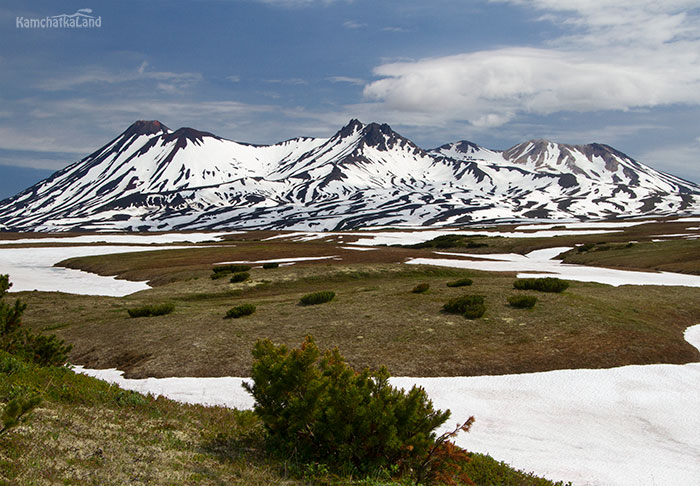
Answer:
[0, 119, 698, 231]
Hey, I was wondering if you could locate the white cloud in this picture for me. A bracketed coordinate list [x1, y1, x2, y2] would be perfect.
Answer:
[327, 76, 364, 85]
[342, 20, 366, 29]
[226, 75, 241, 82]
[264, 78, 308, 85]
[363, 2, 700, 128]
[38, 63, 202, 92]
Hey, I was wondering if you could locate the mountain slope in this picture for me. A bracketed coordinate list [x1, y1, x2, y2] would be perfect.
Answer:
[0, 120, 698, 231]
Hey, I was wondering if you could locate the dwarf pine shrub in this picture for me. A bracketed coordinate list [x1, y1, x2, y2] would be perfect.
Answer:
[127, 302, 175, 318]
[443, 295, 484, 314]
[446, 278, 473, 288]
[243, 336, 452, 478]
[508, 295, 537, 309]
[1, 275, 71, 367]
[513, 277, 569, 293]
[230, 272, 250, 283]
[262, 262, 279, 269]
[226, 303, 256, 319]
[443, 295, 486, 320]
[412, 283, 430, 293]
[299, 291, 335, 306]
[213, 264, 251, 274]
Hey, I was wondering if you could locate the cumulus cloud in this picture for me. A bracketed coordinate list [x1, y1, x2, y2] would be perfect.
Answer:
[363, 1, 700, 127]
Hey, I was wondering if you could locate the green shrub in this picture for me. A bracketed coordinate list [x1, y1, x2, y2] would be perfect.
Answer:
[577, 243, 595, 253]
[230, 272, 250, 283]
[1, 274, 71, 367]
[412, 283, 430, 293]
[127, 302, 175, 318]
[466, 241, 488, 248]
[443, 295, 484, 314]
[262, 262, 279, 269]
[463, 303, 486, 319]
[226, 303, 256, 319]
[299, 291, 335, 306]
[243, 336, 451, 478]
[213, 264, 251, 274]
[446, 278, 473, 288]
[508, 295, 538, 309]
[443, 295, 486, 320]
[513, 277, 569, 293]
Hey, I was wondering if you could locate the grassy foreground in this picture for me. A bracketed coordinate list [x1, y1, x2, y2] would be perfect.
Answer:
[0, 351, 569, 485]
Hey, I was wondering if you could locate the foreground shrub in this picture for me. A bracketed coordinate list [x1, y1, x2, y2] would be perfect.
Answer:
[508, 295, 537, 309]
[226, 303, 256, 319]
[230, 272, 250, 283]
[446, 278, 473, 288]
[412, 283, 430, 293]
[127, 302, 175, 318]
[262, 262, 279, 269]
[1, 275, 71, 367]
[299, 291, 335, 306]
[513, 277, 569, 293]
[243, 336, 454, 478]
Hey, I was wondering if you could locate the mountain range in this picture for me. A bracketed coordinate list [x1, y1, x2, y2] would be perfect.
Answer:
[0, 119, 698, 231]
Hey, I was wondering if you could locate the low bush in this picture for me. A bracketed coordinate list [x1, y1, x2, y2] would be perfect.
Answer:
[213, 264, 251, 274]
[127, 302, 175, 318]
[1, 275, 72, 367]
[508, 295, 537, 309]
[443, 295, 486, 319]
[513, 278, 569, 293]
[230, 272, 250, 283]
[443, 295, 484, 314]
[262, 262, 279, 269]
[412, 283, 430, 293]
[576, 243, 595, 253]
[244, 336, 455, 479]
[226, 303, 256, 319]
[446, 278, 473, 288]
[463, 303, 486, 319]
[299, 291, 335, 306]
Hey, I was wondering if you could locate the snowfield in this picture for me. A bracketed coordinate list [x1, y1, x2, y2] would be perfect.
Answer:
[74, 324, 700, 486]
[407, 247, 700, 287]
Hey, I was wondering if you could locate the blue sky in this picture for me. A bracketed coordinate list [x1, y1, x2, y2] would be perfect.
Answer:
[1, 0, 700, 199]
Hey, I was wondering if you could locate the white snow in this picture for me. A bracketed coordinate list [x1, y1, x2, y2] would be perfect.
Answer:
[216, 255, 340, 265]
[408, 247, 700, 287]
[266, 228, 623, 247]
[0, 245, 195, 296]
[73, 324, 700, 486]
[514, 221, 650, 231]
[0, 232, 232, 246]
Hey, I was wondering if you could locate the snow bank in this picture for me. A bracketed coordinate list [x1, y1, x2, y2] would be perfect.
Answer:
[215, 255, 340, 265]
[408, 247, 700, 287]
[73, 324, 700, 486]
[0, 245, 194, 296]
[0, 232, 232, 246]
[265, 228, 622, 247]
